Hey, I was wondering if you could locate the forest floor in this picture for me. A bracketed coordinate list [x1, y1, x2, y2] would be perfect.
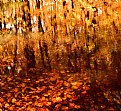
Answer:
[0, 69, 121, 111]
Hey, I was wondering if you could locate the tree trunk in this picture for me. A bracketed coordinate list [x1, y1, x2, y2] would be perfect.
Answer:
[14, 14, 18, 35]
[0, 18, 2, 31]
[24, 44, 36, 71]
[43, 42, 51, 71]
[39, 41, 46, 68]
[38, 16, 44, 33]
[36, 0, 44, 33]
[71, 0, 74, 9]
[4, 20, 6, 29]
[12, 41, 17, 74]
[74, 48, 78, 72]
[26, 0, 32, 31]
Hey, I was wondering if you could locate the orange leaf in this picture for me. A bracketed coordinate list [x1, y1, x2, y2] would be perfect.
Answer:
[12, 98, 16, 103]
[5, 103, 9, 108]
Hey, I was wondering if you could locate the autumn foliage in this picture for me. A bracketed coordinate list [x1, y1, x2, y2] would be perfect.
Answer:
[0, 0, 121, 111]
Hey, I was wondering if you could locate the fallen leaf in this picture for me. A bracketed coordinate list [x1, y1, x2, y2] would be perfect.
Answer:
[63, 81, 70, 87]
[46, 102, 52, 106]
[16, 101, 21, 106]
[56, 97, 62, 102]
[81, 90, 87, 94]
[5, 103, 9, 108]
[67, 77, 73, 82]
[61, 106, 68, 110]
[50, 77, 57, 82]
[74, 105, 80, 109]
[26, 105, 31, 111]
[6, 93, 12, 97]
[12, 98, 16, 103]
[72, 85, 78, 89]
[69, 103, 75, 108]
[108, 107, 115, 111]
[21, 83, 26, 87]
[0, 98, 5, 102]
[60, 70, 65, 74]
[14, 88, 19, 93]
[8, 106, 14, 110]
[0, 103, 2, 107]
[41, 96, 46, 101]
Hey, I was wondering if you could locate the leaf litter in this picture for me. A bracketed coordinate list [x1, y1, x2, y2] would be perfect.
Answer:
[0, 70, 121, 111]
